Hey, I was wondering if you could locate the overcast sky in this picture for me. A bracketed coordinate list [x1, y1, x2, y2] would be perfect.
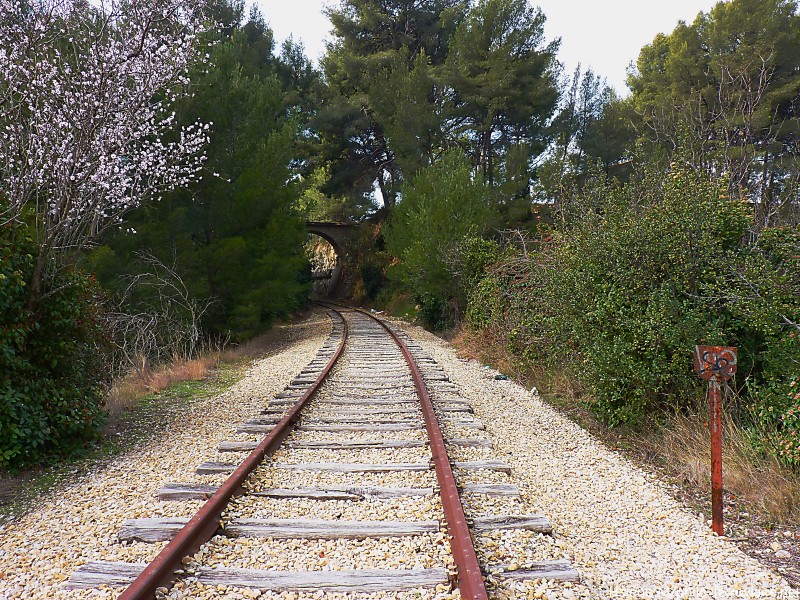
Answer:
[253, 0, 722, 95]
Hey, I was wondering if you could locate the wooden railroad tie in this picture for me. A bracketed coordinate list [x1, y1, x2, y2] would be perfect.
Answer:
[69, 561, 578, 591]
[157, 482, 520, 501]
[216, 438, 490, 453]
[68, 562, 451, 592]
[195, 458, 510, 475]
[118, 514, 552, 543]
[69, 308, 582, 598]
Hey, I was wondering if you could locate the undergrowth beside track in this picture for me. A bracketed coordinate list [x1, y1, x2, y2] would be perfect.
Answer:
[0, 363, 241, 525]
[452, 325, 799, 522]
[0, 318, 315, 523]
[451, 324, 800, 585]
[0, 311, 325, 523]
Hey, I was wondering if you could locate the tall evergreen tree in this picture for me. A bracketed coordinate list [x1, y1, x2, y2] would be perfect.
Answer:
[315, 0, 469, 211]
[537, 67, 636, 204]
[92, 7, 315, 338]
[629, 0, 800, 227]
[316, 0, 560, 219]
[443, 0, 559, 186]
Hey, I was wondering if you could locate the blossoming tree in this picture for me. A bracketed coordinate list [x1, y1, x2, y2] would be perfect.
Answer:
[0, 0, 211, 301]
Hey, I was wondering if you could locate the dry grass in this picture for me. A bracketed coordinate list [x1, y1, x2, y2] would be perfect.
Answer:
[644, 411, 800, 522]
[105, 355, 217, 414]
[452, 325, 589, 400]
[104, 318, 305, 416]
[218, 334, 278, 361]
[451, 325, 529, 384]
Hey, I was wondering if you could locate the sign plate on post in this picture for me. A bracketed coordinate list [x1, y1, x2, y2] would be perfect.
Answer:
[693, 345, 737, 537]
[693, 346, 738, 382]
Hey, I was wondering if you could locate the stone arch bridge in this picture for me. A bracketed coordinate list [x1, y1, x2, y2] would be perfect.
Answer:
[305, 221, 362, 298]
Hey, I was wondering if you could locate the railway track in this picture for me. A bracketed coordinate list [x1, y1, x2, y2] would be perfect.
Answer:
[67, 306, 579, 598]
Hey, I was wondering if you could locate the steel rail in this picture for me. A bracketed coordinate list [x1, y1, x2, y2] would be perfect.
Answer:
[118, 311, 348, 600]
[350, 306, 490, 600]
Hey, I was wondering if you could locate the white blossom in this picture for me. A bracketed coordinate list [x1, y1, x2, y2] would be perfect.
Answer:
[0, 0, 211, 276]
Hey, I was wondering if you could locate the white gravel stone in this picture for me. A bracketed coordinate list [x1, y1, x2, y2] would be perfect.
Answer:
[392, 320, 800, 600]
[193, 532, 453, 572]
[5, 308, 793, 600]
[0, 313, 332, 600]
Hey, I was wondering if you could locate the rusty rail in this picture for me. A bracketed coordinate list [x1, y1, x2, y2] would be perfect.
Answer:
[118, 311, 348, 600]
[356, 308, 489, 600]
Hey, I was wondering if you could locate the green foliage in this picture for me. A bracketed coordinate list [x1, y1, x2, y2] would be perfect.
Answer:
[457, 236, 501, 292]
[741, 226, 800, 465]
[318, 0, 467, 208]
[317, 0, 560, 215]
[0, 222, 110, 470]
[385, 150, 495, 328]
[465, 271, 504, 331]
[557, 172, 751, 424]
[750, 337, 800, 467]
[369, 50, 442, 177]
[298, 166, 374, 222]
[629, 0, 800, 226]
[92, 14, 311, 341]
[467, 166, 800, 430]
[444, 0, 559, 186]
[359, 262, 387, 302]
[539, 67, 637, 202]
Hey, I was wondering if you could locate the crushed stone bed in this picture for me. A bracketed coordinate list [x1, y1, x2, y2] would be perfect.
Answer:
[392, 318, 799, 600]
[0, 313, 331, 600]
[2, 309, 796, 600]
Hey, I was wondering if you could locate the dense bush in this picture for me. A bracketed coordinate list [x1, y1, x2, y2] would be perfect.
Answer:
[751, 362, 800, 467]
[467, 166, 800, 439]
[385, 150, 497, 329]
[745, 227, 800, 466]
[90, 20, 312, 342]
[0, 222, 111, 469]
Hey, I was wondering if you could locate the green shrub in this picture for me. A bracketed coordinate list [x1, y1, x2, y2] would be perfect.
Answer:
[466, 275, 504, 331]
[466, 166, 800, 427]
[751, 372, 800, 467]
[385, 150, 496, 329]
[0, 222, 111, 470]
[744, 226, 800, 466]
[360, 262, 387, 302]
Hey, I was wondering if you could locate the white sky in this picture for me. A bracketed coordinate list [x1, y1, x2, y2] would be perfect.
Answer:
[253, 0, 722, 95]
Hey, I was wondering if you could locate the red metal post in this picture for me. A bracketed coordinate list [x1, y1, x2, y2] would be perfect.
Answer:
[709, 380, 724, 536]
[693, 345, 737, 538]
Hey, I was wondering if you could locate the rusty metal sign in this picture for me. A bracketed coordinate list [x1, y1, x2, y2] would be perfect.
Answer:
[693, 345, 737, 537]
[693, 345, 738, 382]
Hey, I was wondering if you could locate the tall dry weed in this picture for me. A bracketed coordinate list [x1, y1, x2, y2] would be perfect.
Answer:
[105, 355, 215, 414]
[451, 327, 799, 522]
[646, 411, 799, 522]
[452, 325, 527, 383]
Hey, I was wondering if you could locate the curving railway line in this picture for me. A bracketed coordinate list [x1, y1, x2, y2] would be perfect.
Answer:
[67, 306, 578, 598]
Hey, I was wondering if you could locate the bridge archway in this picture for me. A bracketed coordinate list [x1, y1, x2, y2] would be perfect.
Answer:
[305, 221, 359, 298]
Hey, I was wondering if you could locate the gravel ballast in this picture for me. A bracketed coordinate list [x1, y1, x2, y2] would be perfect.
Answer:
[394, 319, 799, 600]
[0, 313, 331, 600]
[1, 309, 797, 599]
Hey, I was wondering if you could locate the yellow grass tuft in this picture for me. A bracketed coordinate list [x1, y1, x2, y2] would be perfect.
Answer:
[650, 411, 799, 522]
[105, 355, 215, 414]
[451, 325, 799, 523]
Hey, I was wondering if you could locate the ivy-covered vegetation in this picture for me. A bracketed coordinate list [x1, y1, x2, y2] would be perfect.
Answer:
[0, 223, 111, 469]
[468, 167, 800, 438]
[461, 0, 800, 468]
